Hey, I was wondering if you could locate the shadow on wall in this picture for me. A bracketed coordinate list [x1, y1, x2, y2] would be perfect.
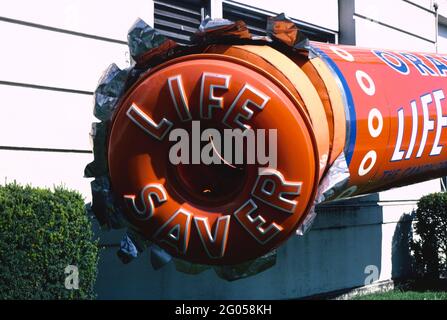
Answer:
[391, 211, 415, 280]
[94, 193, 385, 299]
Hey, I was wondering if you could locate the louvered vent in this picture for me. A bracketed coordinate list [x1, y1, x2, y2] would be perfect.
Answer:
[223, 3, 268, 37]
[223, 3, 336, 43]
[154, 0, 206, 45]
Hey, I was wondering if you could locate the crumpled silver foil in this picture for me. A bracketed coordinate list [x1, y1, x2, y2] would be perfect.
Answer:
[150, 244, 173, 270]
[193, 15, 252, 44]
[128, 18, 174, 61]
[174, 259, 211, 275]
[295, 206, 318, 236]
[296, 153, 351, 235]
[84, 122, 108, 178]
[317, 152, 351, 203]
[117, 228, 168, 267]
[117, 233, 139, 264]
[93, 63, 128, 121]
[213, 250, 277, 281]
[90, 175, 127, 230]
[198, 16, 234, 32]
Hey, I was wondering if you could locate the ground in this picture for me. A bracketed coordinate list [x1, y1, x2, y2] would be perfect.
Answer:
[352, 279, 447, 300]
[353, 290, 447, 300]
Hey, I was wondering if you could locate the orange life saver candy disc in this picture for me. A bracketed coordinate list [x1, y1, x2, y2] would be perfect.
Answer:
[108, 54, 319, 265]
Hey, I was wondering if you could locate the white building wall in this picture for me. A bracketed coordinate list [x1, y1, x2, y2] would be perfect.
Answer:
[0, 0, 445, 299]
[340, 0, 436, 50]
[0, 0, 152, 201]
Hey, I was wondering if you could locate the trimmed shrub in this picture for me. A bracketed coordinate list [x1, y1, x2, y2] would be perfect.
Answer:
[411, 192, 447, 279]
[0, 183, 98, 299]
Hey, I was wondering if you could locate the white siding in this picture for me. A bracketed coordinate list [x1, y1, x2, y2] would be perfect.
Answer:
[0, 1, 137, 200]
[0, 86, 94, 150]
[0, 22, 129, 92]
[354, 15, 435, 51]
[0, 0, 153, 41]
[340, 0, 436, 50]
[354, 0, 435, 43]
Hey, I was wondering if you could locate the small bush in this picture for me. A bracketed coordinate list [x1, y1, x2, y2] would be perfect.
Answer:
[411, 192, 447, 279]
[0, 183, 98, 299]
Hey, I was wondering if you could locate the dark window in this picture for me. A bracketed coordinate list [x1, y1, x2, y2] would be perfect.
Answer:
[154, 0, 208, 45]
[222, 3, 336, 43]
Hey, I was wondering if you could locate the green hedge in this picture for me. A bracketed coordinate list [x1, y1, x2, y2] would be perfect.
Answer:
[411, 192, 447, 279]
[0, 183, 98, 299]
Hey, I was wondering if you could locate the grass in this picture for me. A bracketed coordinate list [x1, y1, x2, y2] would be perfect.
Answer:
[354, 289, 447, 300]
[353, 279, 447, 300]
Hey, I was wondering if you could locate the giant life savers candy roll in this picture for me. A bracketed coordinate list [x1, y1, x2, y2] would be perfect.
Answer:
[85, 15, 447, 280]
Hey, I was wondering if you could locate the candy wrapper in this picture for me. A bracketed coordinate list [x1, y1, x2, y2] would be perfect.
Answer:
[84, 122, 108, 178]
[87, 16, 315, 280]
[297, 153, 351, 235]
[90, 176, 127, 230]
[213, 250, 277, 281]
[93, 63, 129, 121]
[128, 18, 178, 65]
